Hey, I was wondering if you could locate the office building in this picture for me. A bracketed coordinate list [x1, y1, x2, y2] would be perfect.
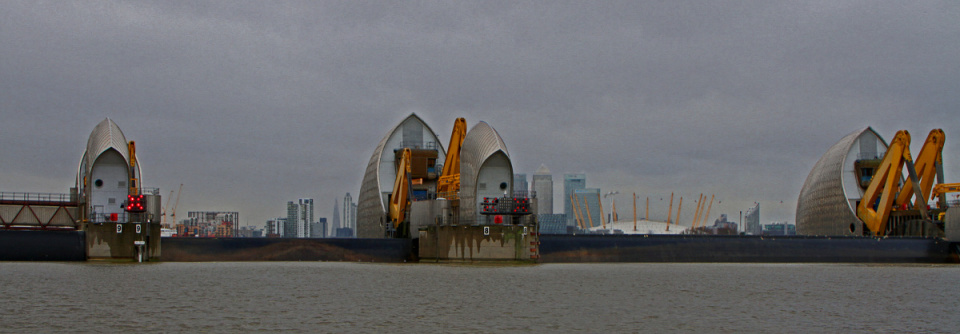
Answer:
[745, 203, 760, 235]
[343, 193, 355, 236]
[532, 164, 553, 215]
[514, 174, 528, 194]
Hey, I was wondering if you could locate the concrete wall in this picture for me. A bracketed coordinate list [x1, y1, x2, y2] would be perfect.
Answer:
[418, 224, 538, 262]
[85, 222, 161, 260]
[946, 207, 960, 241]
[89, 150, 129, 222]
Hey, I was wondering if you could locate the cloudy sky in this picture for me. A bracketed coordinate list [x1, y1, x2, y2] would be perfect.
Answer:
[2, 1, 958, 229]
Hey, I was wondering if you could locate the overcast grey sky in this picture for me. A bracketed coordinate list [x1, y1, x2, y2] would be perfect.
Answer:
[2, 1, 958, 228]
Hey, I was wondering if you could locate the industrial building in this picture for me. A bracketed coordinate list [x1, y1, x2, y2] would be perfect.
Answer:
[353, 114, 536, 261]
[356, 114, 521, 236]
[457, 121, 516, 225]
[797, 127, 959, 237]
[796, 127, 887, 235]
[78, 118, 143, 224]
[356, 114, 447, 238]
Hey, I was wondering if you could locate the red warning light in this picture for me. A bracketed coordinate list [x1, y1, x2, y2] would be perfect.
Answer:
[126, 195, 146, 212]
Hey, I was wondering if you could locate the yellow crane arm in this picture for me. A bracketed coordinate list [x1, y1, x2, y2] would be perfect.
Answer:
[128, 141, 139, 195]
[932, 183, 960, 199]
[857, 130, 926, 235]
[437, 118, 467, 198]
[896, 129, 944, 208]
[390, 148, 413, 229]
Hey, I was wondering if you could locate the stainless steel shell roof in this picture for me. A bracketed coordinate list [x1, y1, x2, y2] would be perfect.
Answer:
[78, 118, 140, 182]
[795, 127, 884, 236]
[356, 113, 445, 238]
[458, 121, 512, 223]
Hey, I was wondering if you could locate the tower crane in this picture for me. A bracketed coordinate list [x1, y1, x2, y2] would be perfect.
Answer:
[170, 184, 183, 228]
[161, 190, 174, 228]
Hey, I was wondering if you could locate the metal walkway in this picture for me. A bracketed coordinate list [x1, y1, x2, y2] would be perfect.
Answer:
[0, 192, 80, 230]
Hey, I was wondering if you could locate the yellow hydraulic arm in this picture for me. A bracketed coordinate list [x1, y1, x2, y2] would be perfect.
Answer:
[895, 129, 944, 209]
[857, 130, 927, 235]
[390, 148, 413, 229]
[128, 141, 139, 195]
[932, 183, 960, 202]
[437, 118, 467, 198]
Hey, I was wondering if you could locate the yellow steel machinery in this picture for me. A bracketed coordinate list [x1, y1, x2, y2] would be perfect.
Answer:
[857, 130, 924, 235]
[895, 129, 944, 210]
[127, 141, 139, 196]
[436, 118, 466, 199]
[856, 129, 957, 236]
[389, 148, 413, 237]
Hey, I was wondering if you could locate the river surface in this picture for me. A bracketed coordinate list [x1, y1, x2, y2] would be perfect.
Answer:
[1, 262, 958, 333]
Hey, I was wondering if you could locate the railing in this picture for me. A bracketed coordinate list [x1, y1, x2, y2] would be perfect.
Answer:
[0, 192, 75, 203]
[90, 212, 129, 224]
[411, 192, 436, 201]
[437, 190, 459, 200]
[513, 190, 536, 198]
[399, 141, 438, 150]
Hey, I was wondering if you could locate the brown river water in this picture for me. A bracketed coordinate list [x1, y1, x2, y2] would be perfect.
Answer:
[1, 262, 958, 333]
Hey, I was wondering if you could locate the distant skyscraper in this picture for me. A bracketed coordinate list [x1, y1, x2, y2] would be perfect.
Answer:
[285, 202, 298, 237]
[745, 203, 760, 235]
[514, 174, 528, 195]
[564, 173, 586, 227]
[343, 193, 354, 235]
[286, 198, 314, 238]
[532, 164, 553, 215]
[332, 198, 340, 234]
[350, 202, 357, 237]
[310, 217, 327, 238]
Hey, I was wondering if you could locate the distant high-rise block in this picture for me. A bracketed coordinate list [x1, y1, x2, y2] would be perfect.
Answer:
[514, 174, 528, 194]
[745, 203, 760, 235]
[532, 164, 553, 215]
[564, 173, 586, 227]
[310, 218, 327, 238]
[286, 198, 314, 238]
[343, 193, 355, 237]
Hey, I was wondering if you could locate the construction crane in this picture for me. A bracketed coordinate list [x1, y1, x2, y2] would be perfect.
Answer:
[170, 184, 183, 228]
[437, 118, 467, 199]
[389, 148, 413, 237]
[161, 190, 174, 228]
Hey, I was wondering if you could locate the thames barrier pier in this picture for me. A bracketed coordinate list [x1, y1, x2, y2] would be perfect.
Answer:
[0, 119, 161, 261]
